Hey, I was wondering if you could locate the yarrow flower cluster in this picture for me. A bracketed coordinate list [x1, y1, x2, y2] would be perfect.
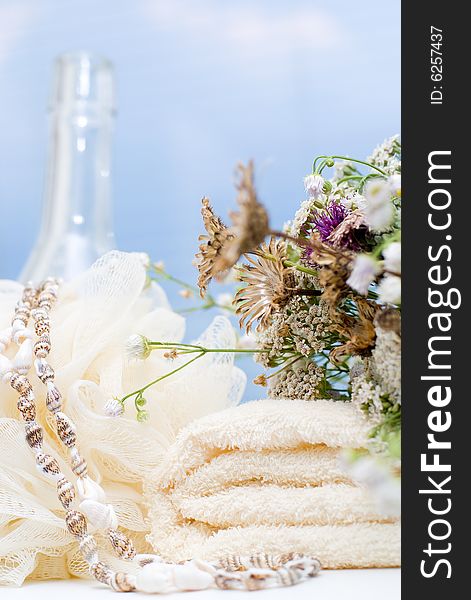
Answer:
[367, 135, 401, 176]
[370, 325, 401, 404]
[268, 359, 326, 401]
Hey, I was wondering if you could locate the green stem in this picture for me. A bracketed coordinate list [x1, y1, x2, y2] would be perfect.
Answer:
[151, 268, 219, 307]
[335, 175, 364, 185]
[148, 341, 203, 350]
[312, 155, 387, 176]
[147, 341, 267, 354]
[151, 269, 199, 295]
[120, 352, 204, 402]
[176, 305, 210, 314]
[265, 355, 303, 380]
[119, 343, 271, 407]
[140, 353, 204, 394]
[285, 260, 318, 277]
[257, 250, 318, 278]
[335, 173, 381, 189]
[151, 269, 236, 314]
[270, 229, 310, 248]
[204, 347, 266, 353]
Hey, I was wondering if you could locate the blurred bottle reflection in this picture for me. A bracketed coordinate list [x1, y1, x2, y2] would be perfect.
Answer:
[20, 52, 116, 282]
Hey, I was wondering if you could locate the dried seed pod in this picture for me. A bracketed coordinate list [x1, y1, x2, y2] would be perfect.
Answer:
[375, 307, 401, 335]
[55, 412, 77, 447]
[34, 319, 50, 337]
[46, 383, 62, 412]
[36, 452, 61, 476]
[34, 335, 51, 359]
[65, 510, 87, 537]
[25, 421, 43, 449]
[108, 529, 137, 560]
[10, 373, 32, 394]
[57, 477, 75, 508]
[17, 394, 36, 421]
[90, 561, 113, 585]
[111, 571, 136, 592]
[79, 534, 99, 564]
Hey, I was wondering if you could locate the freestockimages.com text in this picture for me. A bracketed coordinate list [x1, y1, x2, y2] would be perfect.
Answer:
[420, 150, 460, 579]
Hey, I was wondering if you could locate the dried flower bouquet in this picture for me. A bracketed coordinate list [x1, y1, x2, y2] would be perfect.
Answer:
[120, 136, 401, 505]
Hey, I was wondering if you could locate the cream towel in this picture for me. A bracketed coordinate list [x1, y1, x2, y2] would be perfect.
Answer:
[145, 399, 401, 568]
[174, 484, 394, 528]
[172, 447, 351, 498]
[156, 398, 371, 487]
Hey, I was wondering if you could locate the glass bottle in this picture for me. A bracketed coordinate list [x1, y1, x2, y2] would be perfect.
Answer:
[20, 52, 117, 282]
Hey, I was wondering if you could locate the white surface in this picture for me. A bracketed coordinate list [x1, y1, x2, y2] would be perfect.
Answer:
[5, 569, 400, 599]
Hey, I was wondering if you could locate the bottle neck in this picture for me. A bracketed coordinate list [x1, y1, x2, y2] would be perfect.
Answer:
[19, 52, 117, 283]
[21, 108, 116, 282]
[41, 106, 115, 244]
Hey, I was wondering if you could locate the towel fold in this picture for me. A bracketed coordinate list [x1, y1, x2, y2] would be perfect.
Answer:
[145, 399, 401, 568]
[175, 483, 394, 528]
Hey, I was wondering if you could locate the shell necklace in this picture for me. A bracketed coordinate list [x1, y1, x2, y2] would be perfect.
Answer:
[0, 279, 320, 593]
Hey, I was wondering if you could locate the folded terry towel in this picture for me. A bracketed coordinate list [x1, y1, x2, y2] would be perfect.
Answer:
[171, 447, 352, 498]
[145, 399, 400, 568]
[174, 483, 394, 528]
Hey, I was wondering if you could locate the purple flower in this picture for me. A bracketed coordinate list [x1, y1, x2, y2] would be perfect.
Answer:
[312, 201, 348, 242]
[300, 202, 369, 265]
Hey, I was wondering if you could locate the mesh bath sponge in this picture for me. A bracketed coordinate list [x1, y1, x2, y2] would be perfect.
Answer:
[0, 251, 245, 586]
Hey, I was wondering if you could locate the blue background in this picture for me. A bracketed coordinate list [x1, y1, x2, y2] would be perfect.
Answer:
[0, 0, 400, 399]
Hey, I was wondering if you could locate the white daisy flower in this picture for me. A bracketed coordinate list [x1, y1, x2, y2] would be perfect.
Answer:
[382, 242, 401, 274]
[364, 179, 394, 232]
[304, 174, 325, 199]
[347, 255, 379, 295]
[388, 173, 401, 197]
[377, 274, 401, 304]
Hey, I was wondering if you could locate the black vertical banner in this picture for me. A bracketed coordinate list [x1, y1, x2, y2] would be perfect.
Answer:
[402, 1, 466, 597]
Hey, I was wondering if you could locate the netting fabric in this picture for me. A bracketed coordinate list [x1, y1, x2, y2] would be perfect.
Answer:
[0, 251, 245, 586]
